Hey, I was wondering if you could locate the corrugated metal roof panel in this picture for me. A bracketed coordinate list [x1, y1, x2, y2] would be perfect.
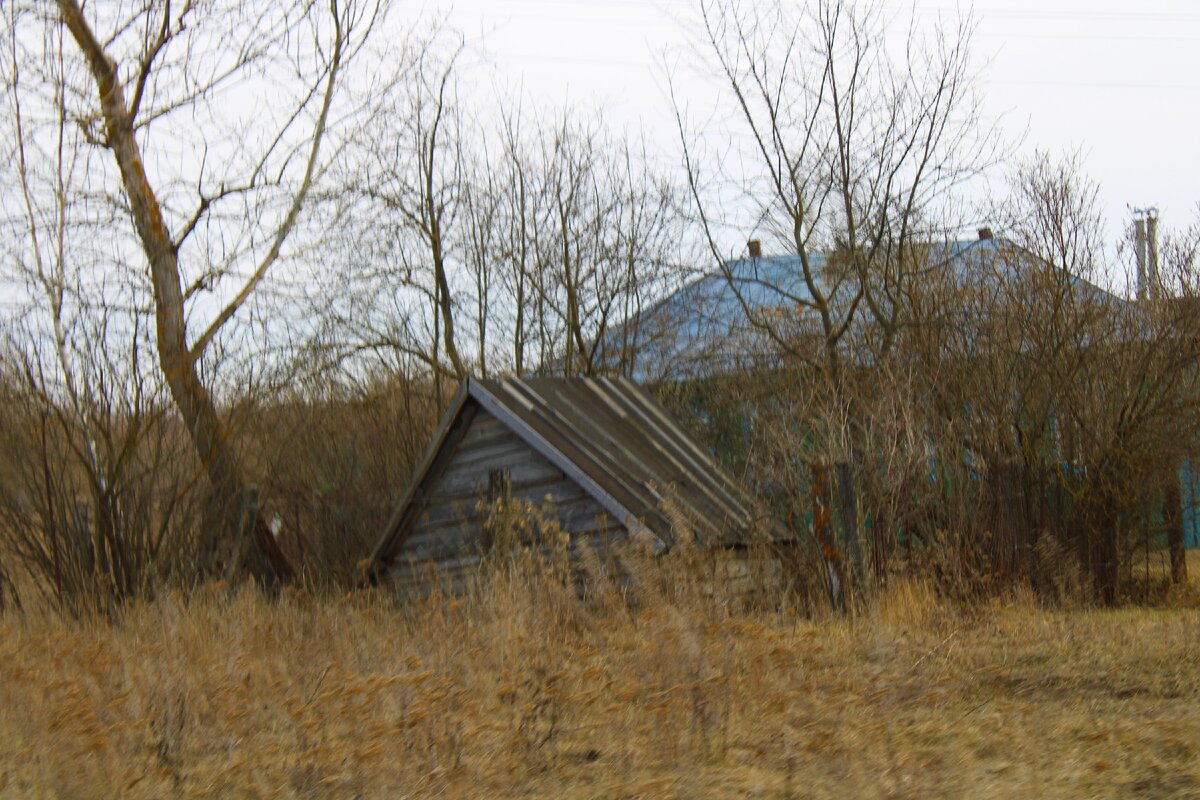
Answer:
[476, 376, 766, 546]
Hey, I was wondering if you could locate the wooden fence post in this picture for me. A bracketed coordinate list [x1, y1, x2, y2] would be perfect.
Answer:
[1165, 474, 1187, 586]
[811, 462, 844, 612]
[835, 461, 866, 597]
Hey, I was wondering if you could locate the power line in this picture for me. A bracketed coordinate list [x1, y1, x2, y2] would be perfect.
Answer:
[977, 31, 1200, 43]
[494, 51, 655, 69]
[451, 0, 1200, 25]
[909, 5, 1200, 23]
[988, 77, 1200, 91]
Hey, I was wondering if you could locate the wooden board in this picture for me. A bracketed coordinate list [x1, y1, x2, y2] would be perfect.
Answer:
[390, 406, 628, 593]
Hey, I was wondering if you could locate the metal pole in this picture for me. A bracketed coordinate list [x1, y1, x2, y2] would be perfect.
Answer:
[1147, 212, 1160, 298]
[1134, 216, 1147, 299]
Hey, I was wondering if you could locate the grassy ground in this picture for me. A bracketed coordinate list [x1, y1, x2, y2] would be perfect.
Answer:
[1, 556, 1198, 798]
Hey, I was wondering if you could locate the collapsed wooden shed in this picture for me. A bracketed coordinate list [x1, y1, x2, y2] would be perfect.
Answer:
[367, 376, 783, 595]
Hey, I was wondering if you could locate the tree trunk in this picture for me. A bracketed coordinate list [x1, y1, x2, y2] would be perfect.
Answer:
[1094, 512, 1119, 605]
[58, 0, 292, 585]
[811, 462, 845, 612]
[1164, 473, 1187, 586]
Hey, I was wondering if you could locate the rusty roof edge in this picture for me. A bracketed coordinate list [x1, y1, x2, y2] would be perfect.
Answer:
[470, 378, 668, 554]
[367, 378, 475, 575]
[531, 378, 734, 544]
[552, 382, 678, 508]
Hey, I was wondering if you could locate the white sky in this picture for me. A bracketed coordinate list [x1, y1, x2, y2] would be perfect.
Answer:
[424, 0, 1200, 244]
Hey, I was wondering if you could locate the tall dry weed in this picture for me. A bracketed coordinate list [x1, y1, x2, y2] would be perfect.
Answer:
[0, 554, 1197, 797]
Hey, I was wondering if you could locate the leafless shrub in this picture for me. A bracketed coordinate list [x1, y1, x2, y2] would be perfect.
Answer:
[0, 321, 206, 614]
[235, 371, 446, 587]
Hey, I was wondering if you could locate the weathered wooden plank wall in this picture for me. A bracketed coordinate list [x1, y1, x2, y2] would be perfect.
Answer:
[387, 407, 630, 595]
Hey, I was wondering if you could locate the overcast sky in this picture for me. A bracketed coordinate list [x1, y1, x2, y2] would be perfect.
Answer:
[423, 0, 1200, 247]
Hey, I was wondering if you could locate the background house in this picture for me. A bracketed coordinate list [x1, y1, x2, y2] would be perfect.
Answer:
[588, 232, 1200, 603]
[605, 232, 1123, 382]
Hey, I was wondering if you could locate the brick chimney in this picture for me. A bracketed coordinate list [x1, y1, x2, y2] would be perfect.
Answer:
[748, 239, 763, 258]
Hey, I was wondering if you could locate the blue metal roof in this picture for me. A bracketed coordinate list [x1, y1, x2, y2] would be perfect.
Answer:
[600, 237, 1122, 381]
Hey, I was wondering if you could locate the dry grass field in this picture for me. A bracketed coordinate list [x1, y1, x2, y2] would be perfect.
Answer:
[1, 554, 1198, 799]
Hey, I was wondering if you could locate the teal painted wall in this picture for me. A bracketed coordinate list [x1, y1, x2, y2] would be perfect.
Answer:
[1181, 460, 1200, 549]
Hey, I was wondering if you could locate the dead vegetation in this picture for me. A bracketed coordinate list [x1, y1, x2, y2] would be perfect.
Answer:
[0, 552, 1197, 799]
[1, 2, 1199, 794]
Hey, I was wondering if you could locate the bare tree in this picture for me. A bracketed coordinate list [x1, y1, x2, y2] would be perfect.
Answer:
[0, 5, 201, 609]
[672, 0, 1001, 606]
[889, 153, 1200, 603]
[349, 31, 469, 388]
[529, 111, 684, 376]
[339, 57, 688, 381]
[29, 0, 387, 583]
[678, 0, 997, 371]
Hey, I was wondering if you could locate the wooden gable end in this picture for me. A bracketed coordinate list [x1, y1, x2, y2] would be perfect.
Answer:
[386, 405, 628, 589]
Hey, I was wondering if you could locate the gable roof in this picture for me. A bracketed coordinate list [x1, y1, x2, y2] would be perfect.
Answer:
[368, 376, 775, 577]
[602, 237, 1124, 380]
